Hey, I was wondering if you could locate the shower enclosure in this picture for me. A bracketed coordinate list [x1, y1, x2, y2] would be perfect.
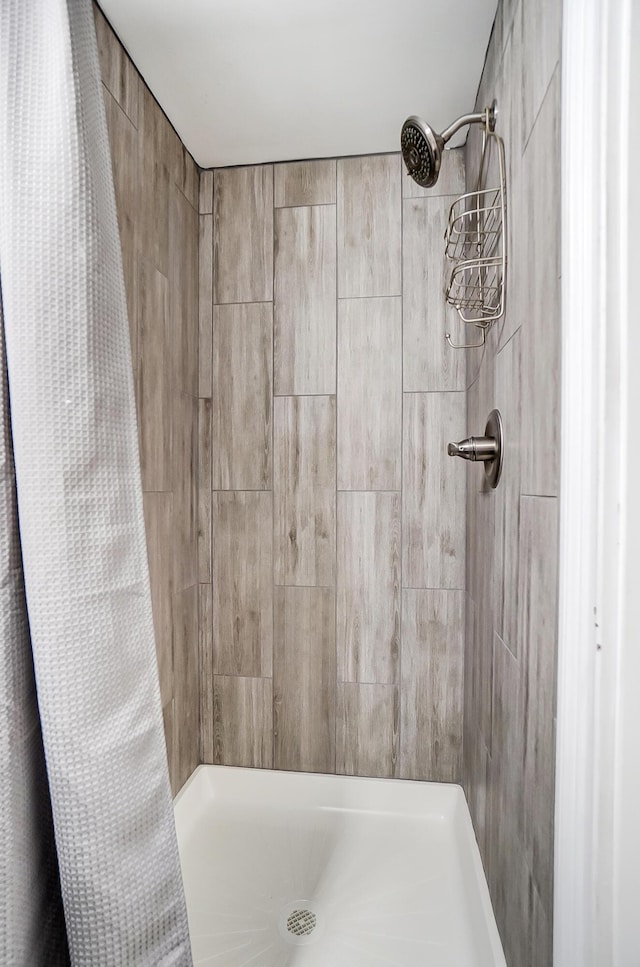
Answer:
[0, 0, 562, 962]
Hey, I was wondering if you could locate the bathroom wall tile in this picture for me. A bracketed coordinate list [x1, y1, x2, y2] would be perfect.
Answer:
[213, 165, 273, 304]
[274, 159, 337, 207]
[199, 169, 213, 214]
[94, 4, 139, 126]
[137, 259, 171, 491]
[173, 139, 199, 211]
[520, 0, 561, 149]
[486, 809, 533, 967]
[213, 676, 273, 769]
[172, 391, 198, 592]
[143, 492, 174, 707]
[337, 154, 401, 298]
[403, 198, 466, 392]
[274, 395, 336, 587]
[173, 585, 200, 791]
[198, 213, 213, 398]
[520, 70, 561, 497]
[518, 495, 558, 920]
[199, 583, 213, 763]
[337, 297, 402, 490]
[211, 302, 273, 490]
[103, 89, 139, 365]
[197, 398, 212, 583]
[273, 587, 336, 773]
[162, 699, 177, 795]
[169, 184, 199, 397]
[531, 878, 553, 967]
[274, 205, 336, 395]
[336, 683, 399, 778]
[402, 392, 466, 588]
[212, 491, 273, 678]
[400, 589, 465, 782]
[401, 145, 465, 199]
[139, 85, 170, 278]
[468, 489, 496, 752]
[493, 329, 522, 653]
[337, 492, 400, 685]
[487, 632, 525, 881]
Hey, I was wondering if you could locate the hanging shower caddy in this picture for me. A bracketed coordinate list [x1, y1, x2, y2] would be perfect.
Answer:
[444, 117, 507, 349]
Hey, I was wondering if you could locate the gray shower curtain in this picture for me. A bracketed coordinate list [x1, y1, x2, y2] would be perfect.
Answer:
[0, 1, 192, 964]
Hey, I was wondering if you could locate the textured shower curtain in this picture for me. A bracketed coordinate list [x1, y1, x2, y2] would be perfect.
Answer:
[0, 1, 192, 964]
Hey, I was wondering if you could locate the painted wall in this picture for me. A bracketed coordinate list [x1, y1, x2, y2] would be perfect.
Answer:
[462, 1, 562, 964]
[95, 5, 200, 794]
[198, 152, 469, 779]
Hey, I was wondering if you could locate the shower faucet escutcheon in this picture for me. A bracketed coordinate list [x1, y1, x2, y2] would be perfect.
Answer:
[447, 409, 504, 489]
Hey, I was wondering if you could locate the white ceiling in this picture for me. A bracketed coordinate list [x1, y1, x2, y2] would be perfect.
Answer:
[99, 0, 497, 169]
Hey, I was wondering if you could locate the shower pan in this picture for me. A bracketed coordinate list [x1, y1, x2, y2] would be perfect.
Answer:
[175, 766, 507, 966]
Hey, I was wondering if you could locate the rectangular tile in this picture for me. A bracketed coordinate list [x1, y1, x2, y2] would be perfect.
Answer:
[274, 587, 336, 773]
[199, 169, 213, 214]
[402, 145, 465, 199]
[137, 258, 171, 492]
[336, 683, 399, 778]
[274, 396, 336, 587]
[274, 159, 337, 207]
[102, 88, 139, 368]
[403, 198, 466, 392]
[173, 138, 199, 211]
[493, 329, 522, 653]
[521, 0, 562, 148]
[169, 184, 199, 396]
[520, 72, 561, 497]
[212, 491, 272, 677]
[213, 165, 273, 303]
[213, 676, 273, 768]
[518, 496, 559, 919]
[402, 392, 466, 588]
[274, 205, 336, 395]
[143, 492, 174, 707]
[173, 585, 199, 792]
[337, 154, 401, 297]
[198, 213, 213, 398]
[337, 492, 400, 684]
[197, 398, 212, 583]
[172, 391, 198, 592]
[337, 297, 402, 489]
[211, 302, 273, 490]
[400, 589, 465, 782]
[139, 85, 170, 278]
[199, 583, 213, 763]
[94, 4, 139, 126]
[162, 698, 177, 795]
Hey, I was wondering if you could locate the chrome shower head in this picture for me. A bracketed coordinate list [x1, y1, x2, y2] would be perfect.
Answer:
[400, 117, 443, 189]
[401, 103, 497, 188]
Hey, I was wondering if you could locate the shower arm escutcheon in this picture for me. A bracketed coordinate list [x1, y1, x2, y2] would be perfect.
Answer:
[447, 408, 504, 489]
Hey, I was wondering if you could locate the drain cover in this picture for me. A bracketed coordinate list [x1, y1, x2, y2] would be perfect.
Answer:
[286, 908, 316, 937]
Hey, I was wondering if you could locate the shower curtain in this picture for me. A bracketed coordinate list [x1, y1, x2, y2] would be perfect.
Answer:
[0, 1, 192, 964]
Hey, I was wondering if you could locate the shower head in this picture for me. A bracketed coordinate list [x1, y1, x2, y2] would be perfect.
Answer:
[400, 103, 496, 189]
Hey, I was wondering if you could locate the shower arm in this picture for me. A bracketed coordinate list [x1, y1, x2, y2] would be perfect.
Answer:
[440, 105, 495, 145]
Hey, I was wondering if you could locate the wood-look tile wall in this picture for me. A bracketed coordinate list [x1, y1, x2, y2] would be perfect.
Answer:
[463, 3, 562, 964]
[96, 4, 200, 794]
[200, 148, 467, 781]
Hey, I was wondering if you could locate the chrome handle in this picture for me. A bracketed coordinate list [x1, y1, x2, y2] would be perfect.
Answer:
[447, 409, 504, 489]
[447, 436, 498, 462]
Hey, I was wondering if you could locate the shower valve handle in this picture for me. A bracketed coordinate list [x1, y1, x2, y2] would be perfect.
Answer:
[447, 436, 498, 462]
[447, 409, 504, 489]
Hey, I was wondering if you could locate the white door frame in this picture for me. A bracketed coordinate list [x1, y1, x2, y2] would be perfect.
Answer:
[555, 0, 638, 963]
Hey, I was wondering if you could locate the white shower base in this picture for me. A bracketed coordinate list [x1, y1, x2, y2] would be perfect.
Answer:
[174, 766, 506, 967]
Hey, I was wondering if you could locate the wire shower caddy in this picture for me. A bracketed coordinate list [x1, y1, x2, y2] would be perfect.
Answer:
[444, 124, 507, 349]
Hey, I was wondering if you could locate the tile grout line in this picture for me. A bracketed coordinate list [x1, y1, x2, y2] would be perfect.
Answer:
[334, 155, 339, 776]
